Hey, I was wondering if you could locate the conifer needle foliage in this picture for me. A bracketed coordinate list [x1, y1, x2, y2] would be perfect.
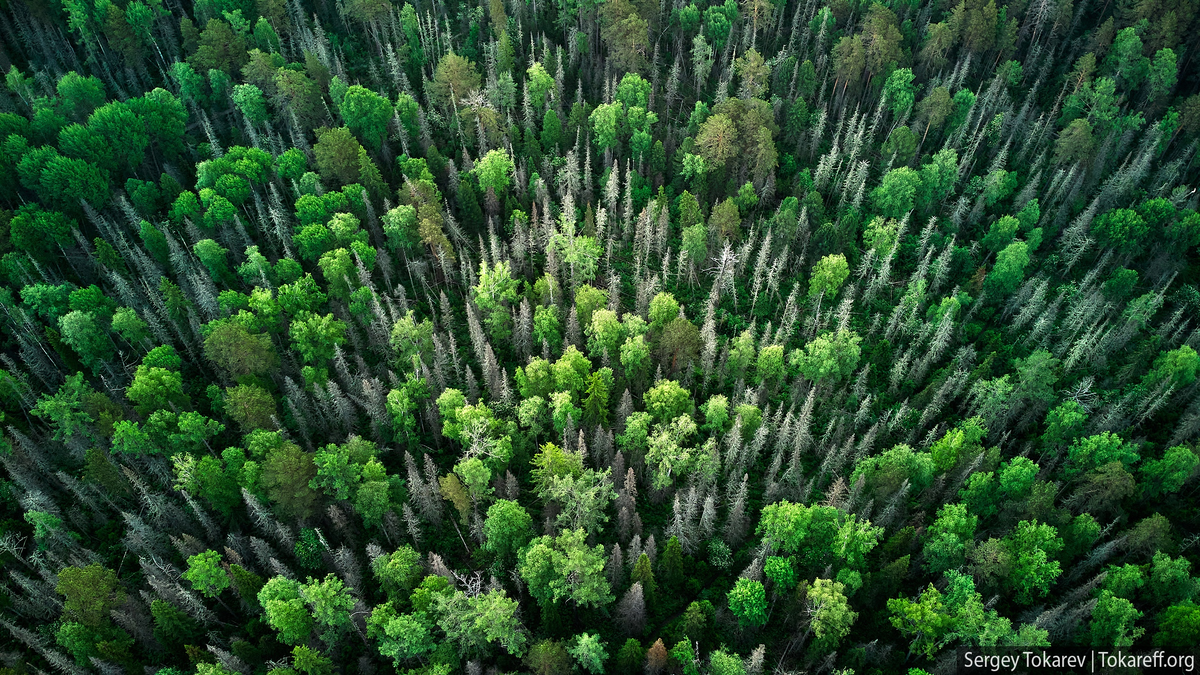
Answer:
[0, 0, 1199, 671]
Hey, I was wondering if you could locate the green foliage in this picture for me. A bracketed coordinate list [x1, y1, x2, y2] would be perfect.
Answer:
[1145, 345, 1200, 388]
[1043, 400, 1089, 447]
[648, 292, 680, 331]
[888, 583, 953, 658]
[127, 365, 188, 415]
[881, 125, 918, 164]
[474, 148, 515, 194]
[289, 312, 347, 365]
[792, 330, 862, 383]
[708, 650, 744, 675]
[474, 260, 520, 341]
[590, 103, 624, 151]
[923, 503, 977, 574]
[311, 436, 378, 500]
[381, 205, 418, 254]
[1067, 432, 1139, 476]
[930, 417, 987, 471]
[518, 528, 612, 608]
[983, 240, 1029, 297]
[1102, 564, 1145, 600]
[569, 632, 608, 673]
[261, 439, 320, 519]
[614, 639, 646, 674]
[1090, 590, 1143, 646]
[1093, 208, 1149, 253]
[14, 184, 76, 240]
[1005, 520, 1064, 603]
[484, 499, 534, 562]
[1014, 350, 1059, 403]
[808, 254, 849, 299]
[851, 443, 935, 496]
[224, 383, 277, 430]
[301, 574, 356, 643]
[435, 588, 528, 656]
[3, 6, 1199, 673]
[763, 556, 797, 592]
[643, 379, 692, 423]
[872, 167, 922, 218]
[58, 310, 113, 372]
[808, 578, 856, 648]
[1141, 445, 1199, 496]
[1154, 602, 1200, 646]
[341, 85, 393, 149]
[645, 415, 708, 489]
[1149, 552, 1197, 606]
[204, 319, 277, 380]
[982, 216, 1019, 253]
[259, 577, 315, 644]
[184, 550, 230, 597]
[527, 638, 572, 675]
[56, 564, 125, 627]
[151, 599, 201, 650]
[883, 68, 916, 116]
[727, 578, 767, 629]
[756, 501, 881, 570]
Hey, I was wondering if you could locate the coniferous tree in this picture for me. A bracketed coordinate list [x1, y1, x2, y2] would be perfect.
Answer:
[0, 1, 1197, 671]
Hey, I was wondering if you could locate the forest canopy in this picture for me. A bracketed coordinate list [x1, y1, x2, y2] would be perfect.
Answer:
[0, 0, 1199, 672]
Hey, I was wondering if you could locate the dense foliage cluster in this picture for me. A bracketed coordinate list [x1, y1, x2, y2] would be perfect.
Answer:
[0, 0, 1198, 672]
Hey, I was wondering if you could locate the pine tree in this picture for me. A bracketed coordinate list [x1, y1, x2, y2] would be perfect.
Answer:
[607, 542, 625, 588]
[617, 581, 646, 636]
[723, 475, 749, 545]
